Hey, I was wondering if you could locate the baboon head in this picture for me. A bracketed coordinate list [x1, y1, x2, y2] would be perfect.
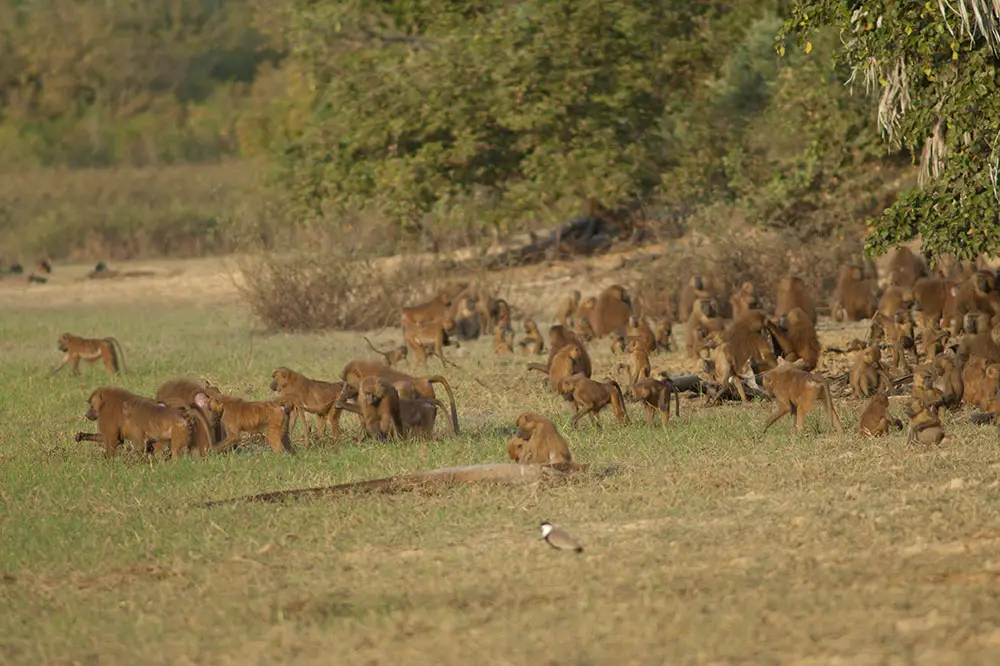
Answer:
[270, 367, 293, 392]
[57, 333, 71, 352]
[84, 390, 102, 421]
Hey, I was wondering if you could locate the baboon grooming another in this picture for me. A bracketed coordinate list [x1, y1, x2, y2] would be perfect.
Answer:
[270, 367, 349, 446]
[509, 413, 572, 466]
[51, 333, 127, 376]
[340, 360, 460, 433]
[554, 373, 629, 427]
[904, 396, 948, 446]
[767, 307, 820, 370]
[761, 361, 842, 434]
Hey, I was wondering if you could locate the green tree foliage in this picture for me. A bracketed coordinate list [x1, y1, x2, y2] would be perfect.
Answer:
[0, 0, 279, 167]
[779, 0, 1000, 260]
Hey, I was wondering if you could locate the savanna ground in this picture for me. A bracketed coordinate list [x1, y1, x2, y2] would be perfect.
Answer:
[2, 256, 1000, 666]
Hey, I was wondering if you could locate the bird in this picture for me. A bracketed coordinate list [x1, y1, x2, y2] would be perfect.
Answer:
[539, 521, 583, 553]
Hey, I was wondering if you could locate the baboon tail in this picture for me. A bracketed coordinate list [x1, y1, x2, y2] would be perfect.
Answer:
[822, 380, 842, 433]
[607, 380, 629, 423]
[363, 336, 387, 355]
[427, 376, 460, 434]
[526, 363, 549, 373]
[187, 408, 214, 455]
[107, 336, 126, 373]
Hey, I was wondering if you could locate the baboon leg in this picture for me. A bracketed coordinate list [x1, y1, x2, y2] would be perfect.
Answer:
[70, 356, 81, 376]
[50, 355, 71, 376]
[213, 435, 242, 454]
[571, 407, 594, 428]
[590, 411, 602, 428]
[762, 402, 791, 433]
[267, 421, 294, 454]
[74, 432, 101, 443]
[732, 377, 749, 402]
[642, 404, 655, 426]
[793, 404, 808, 434]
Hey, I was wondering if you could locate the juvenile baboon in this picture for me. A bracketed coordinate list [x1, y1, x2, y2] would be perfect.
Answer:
[554, 290, 582, 327]
[590, 284, 633, 338]
[911, 364, 944, 407]
[609, 330, 627, 355]
[155, 378, 223, 449]
[404, 317, 458, 367]
[208, 396, 293, 454]
[122, 400, 204, 460]
[761, 361, 842, 434]
[728, 281, 759, 319]
[767, 307, 820, 370]
[627, 315, 656, 354]
[932, 353, 964, 409]
[539, 325, 585, 372]
[510, 412, 572, 466]
[363, 336, 408, 367]
[577, 315, 597, 342]
[685, 297, 725, 359]
[74, 387, 151, 457]
[451, 296, 482, 340]
[679, 276, 711, 322]
[339, 360, 460, 433]
[357, 376, 404, 440]
[630, 376, 680, 427]
[517, 318, 545, 356]
[857, 392, 903, 437]
[554, 373, 629, 427]
[831, 265, 877, 322]
[51, 333, 127, 376]
[627, 338, 651, 385]
[885, 309, 916, 372]
[849, 345, 890, 399]
[529, 342, 591, 390]
[775, 277, 816, 325]
[269, 367, 349, 446]
[400, 293, 454, 327]
[397, 397, 449, 438]
[961, 357, 1000, 409]
[653, 317, 673, 352]
[574, 297, 596, 336]
[903, 396, 948, 446]
[493, 322, 515, 355]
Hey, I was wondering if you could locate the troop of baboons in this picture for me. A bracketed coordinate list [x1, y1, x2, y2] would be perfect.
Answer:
[55, 244, 1000, 462]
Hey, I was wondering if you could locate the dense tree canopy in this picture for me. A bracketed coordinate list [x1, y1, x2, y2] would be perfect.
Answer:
[779, 0, 1000, 260]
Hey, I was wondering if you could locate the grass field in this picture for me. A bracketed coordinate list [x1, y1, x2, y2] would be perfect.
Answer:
[3, 260, 1000, 665]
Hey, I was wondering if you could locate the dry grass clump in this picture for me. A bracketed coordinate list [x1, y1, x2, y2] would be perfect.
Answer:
[633, 229, 864, 319]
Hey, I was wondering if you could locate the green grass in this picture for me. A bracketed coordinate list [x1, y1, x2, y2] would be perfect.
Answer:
[3, 293, 1000, 665]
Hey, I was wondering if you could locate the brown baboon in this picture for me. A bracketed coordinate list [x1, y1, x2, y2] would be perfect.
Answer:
[903, 396, 948, 446]
[885, 309, 916, 372]
[630, 377, 680, 427]
[720, 310, 777, 374]
[451, 296, 482, 340]
[775, 276, 816, 324]
[339, 360, 460, 434]
[528, 343, 591, 390]
[404, 317, 458, 367]
[51, 333, 127, 376]
[554, 374, 629, 427]
[910, 276, 955, 330]
[729, 281, 759, 318]
[766, 307, 820, 370]
[957, 323, 1000, 364]
[269, 367, 349, 446]
[761, 361, 842, 434]
[609, 330, 627, 355]
[122, 400, 199, 460]
[400, 293, 454, 327]
[74, 387, 152, 457]
[577, 314, 597, 342]
[363, 336, 408, 366]
[357, 376, 404, 440]
[539, 325, 585, 372]
[493, 322, 515, 355]
[679, 276, 711, 322]
[964, 311, 992, 335]
[932, 353, 964, 409]
[849, 345, 890, 399]
[574, 297, 596, 336]
[627, 315, 656, 354]
[398, 397, 452, 438]
[962, 357, 1000, 409]
[857, 393, 903, 437]
[511, 412, 572, 466]
[517, 318, 545, 356]
[208, 396, 293, 454]
[831, 265, 877, 322]
[155, 378, 223, 449]
[653, 317, 673, 352]
[879, 245, 926, 290]
[685, 297, 725, 359]
[590, 284, 633, 338]
[911, 364, 944, 407]
[953, 270, 1000, 324]
[554, 290, 582, 327]
[627, 338, 651, 385]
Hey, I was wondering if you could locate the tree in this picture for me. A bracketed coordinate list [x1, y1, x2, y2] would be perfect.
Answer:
[778, 0, 1000, 261]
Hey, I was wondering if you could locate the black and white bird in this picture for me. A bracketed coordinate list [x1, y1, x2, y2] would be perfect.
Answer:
[539, 521, 583, 553]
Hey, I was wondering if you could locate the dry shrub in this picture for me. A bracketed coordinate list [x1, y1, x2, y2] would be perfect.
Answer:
[237, 250, 443, 332]
[633, 229, 864, 320]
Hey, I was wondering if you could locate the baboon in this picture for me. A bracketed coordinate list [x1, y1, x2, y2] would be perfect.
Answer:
[964, 311, 992, 335]
[451, 296, 482, 341]
[932, 353, 964, 409]
[630, 376, 680, 427]
[609, 330, 627, 355]
[493, 322, 515, 355]
[51, 333, 127, 376]
[685, 297, 725, 359]
[357, 376, 404, 440]
[761, 360, 842, 434]
[74, 387, 152, 457]
[885, 309, 916, 372]
[831, 265, 877, 322]
[857, 393, 903, 437]
[403, 317, 457, 367]
[775, 276, 816, 325]
[911, 364, 944, 407]
[155, 378, 223, 449]
[529, 343, 591, 390]
[554, 373, 629, 427]
[554, 290, 581, 327]
[400, 293, 454, 327]
[679, 276, 711, 322]
[540, 325, 584, 371]
[721, 310, 777, 373]
[517, 318, 545, 356]
[627, 338, 651, 385]
[269, 367, 348, 446]
[879, 245, 926, 290]
[956, 323, 1000, 364]
[339, 360, 460, 433]
[767, 307, 820, 370]
[575, 297, 596, 336]
[919, 324, 949, 361]
[627, 315, 656, 354]
[208, 396, 293, 454]
[122, 400, 206, 460]
[577, 315, 597, 342]
[849, 345, 890, 399]
[590, 284, 633, 338]
[911, 276, 955, 330]
[953, 270, 1000, 323]
[653, 317, 673, 352]
[363, 336, 408, 367]
[903, 396, 947, 446]
[729, 281, 759, 319]
[510, 413, 572, 466]
[961, 357, 1000, 409]
[398, 397, 449, 438]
